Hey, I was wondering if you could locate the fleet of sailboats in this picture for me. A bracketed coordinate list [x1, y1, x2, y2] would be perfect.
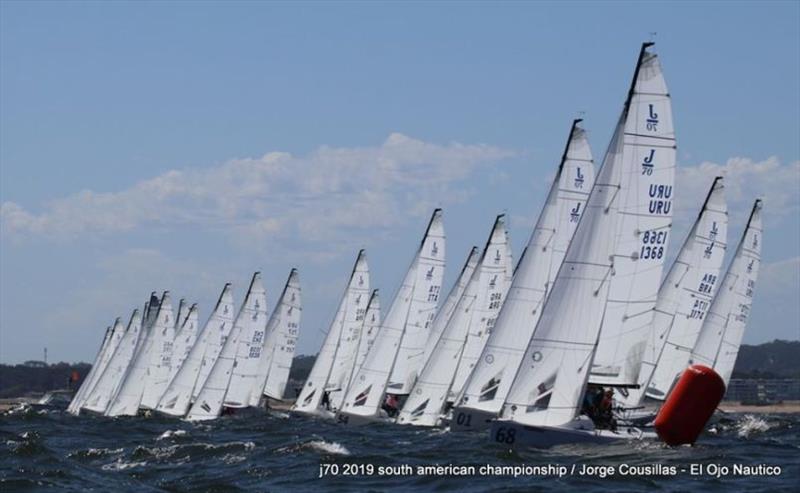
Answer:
[67, 42, 766, 449]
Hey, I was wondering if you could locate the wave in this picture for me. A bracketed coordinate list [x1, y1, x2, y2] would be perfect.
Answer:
[737, 414, 772, 438]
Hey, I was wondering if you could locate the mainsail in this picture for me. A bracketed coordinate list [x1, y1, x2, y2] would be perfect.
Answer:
[638, 177, 728, 403]
[252, 268, 302, 404]
[338, 209, 444, 422]
[690, 199, 763, 386]
[500, 43, 669, 427]
[155, 284, 235, 417]
[589, 45, 676, 387]
[345, 289, 382, 397]
[398, 215, 512, 426]
[421, 246, 481, 367]
[454, 119, 594, 424]
[139, 292, 176, 409]
[82, 310, 144, 414]
[67, 325, 112, 415]
[293, 251, 369, 415]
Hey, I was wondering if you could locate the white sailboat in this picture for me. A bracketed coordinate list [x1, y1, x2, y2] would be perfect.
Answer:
[337, 209, 445, 425]
[398, 215, 512, 427]
[155, 284, 235, 417]
[251, 268, 302, 406]
[452, 119, 594, 431]
[293, 252, 369, 417]
[690, 199, 763, 387]
[67, 325, 112, 415]
[489, 43, 671, 447]
[187, 272, 265, 421]
[71, 317, 129, 414]
[632, 177, 728, 406]
[106, 292, 171, 416]
[421, 247, 481, 367]
[222, 275, 269, 409]
[139, 292, 176, 410]
[82, 309, 144, 415]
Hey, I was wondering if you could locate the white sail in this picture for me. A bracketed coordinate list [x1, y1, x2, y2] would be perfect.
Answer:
[398, 215, 512, 426]
[293, 251, 369, 415]
[67, 326, 112, 415]
[167, 304, 200, 385]
[156, 284, 235, 417]
[82, 310, 144, 414]
[339, 209, 444, 422]
[388, 211, 446, 394]
[454, 119, 594, 425]
[346, 290, 382, 394]
[222, 273, 269, 408]
[691, 200, 763, 386]
[187, 272, 264, 420]
[421, 247, 481, 367]
[139, 292, 176, 409]
[257, 269, 302, 403]
[501, 43, 669, 428]
[637, 177, 728, 403]
[590, 48, 676, 387]
[106, 292, 169, 416]
[174, 299, 188, 332]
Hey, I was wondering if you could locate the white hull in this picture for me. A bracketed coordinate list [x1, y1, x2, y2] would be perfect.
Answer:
[489, 418, 654, 448]
[336, 410, 393, 427]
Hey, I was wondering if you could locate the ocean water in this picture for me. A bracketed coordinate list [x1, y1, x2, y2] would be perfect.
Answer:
[1, 408, 797, 492]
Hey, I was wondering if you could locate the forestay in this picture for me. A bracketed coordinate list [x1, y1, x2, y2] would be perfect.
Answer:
[691, 199, 762, 387]
[500, 43, 663, 428]
[339, 209, 444, 422]
[398, 215, 512, 426]
[293, 252, 369, 416]
[187, 272, 264, 420]
[156, 284, 235, 417]
[639, 178, 728, 403]
[454, 119, 594, 423]
[590, 45, 676, 387]
[254, 268, 302, 404]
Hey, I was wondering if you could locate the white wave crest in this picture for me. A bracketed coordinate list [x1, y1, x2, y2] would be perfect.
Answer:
[157, 429, 188, 441]
[307, 440, 351, 456]
[737, 415, 771, 438]
[102, 459, 147, 471]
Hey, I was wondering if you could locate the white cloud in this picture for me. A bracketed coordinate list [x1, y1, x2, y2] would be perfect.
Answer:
[1, 134, 514, 258]
[675, 156, 800, 225]
[748, 256, 800, 343]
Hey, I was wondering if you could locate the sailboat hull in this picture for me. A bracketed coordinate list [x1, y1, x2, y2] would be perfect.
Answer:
[489, 419, 654, 448]
[449, 407, 497, 432]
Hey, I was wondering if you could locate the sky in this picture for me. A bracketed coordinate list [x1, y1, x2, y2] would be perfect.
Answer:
[1, 1, 798, 364]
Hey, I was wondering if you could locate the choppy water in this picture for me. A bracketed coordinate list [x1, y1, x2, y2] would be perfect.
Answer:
[1, 408, 798, 492]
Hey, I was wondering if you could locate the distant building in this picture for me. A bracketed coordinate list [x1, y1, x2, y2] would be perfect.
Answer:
[725, 379, 800, 404]
[22, 360, 47, 368]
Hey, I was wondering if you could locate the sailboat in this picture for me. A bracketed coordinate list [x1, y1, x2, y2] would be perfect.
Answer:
[398, 214, 512, 427]
[337, 209, 445, 425]
[106, 291, 171, 416]
[139, 293, 177, 410]
[343, 289, 382, 399]
[167, 303, 200, 385]
[250, 268, 302, 408]
[489, 42, 673, 447]
[187, 272, 266, 421]
[67, 325, 113, 415]
[690, 199, 762, 386]
[81, 309, 144, 415]
[155, 284, 235, 417]
[624, 177, 728, 414]
[452, 119, 595, 431]
[293, 251, 369, 418]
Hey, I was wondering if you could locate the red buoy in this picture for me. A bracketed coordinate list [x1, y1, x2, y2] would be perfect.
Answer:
[654, 364, 725, 446]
